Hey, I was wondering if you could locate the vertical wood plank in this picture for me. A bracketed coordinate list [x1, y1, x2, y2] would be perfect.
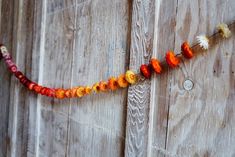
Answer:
[38, 0, 76, 156]
[67, 0, 132, 156]
[6, 0, 38, 156]
[124, 0, 155, 156]
[26, 0, 47, 156]
[0, 0, 14, 156]
[165, 0, 235, 156]
[150, 0, 178, 156]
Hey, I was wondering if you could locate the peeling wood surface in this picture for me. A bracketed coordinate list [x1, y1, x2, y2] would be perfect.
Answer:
[0, 0, 235, 157]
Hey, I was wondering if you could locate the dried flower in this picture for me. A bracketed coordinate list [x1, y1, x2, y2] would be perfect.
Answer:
[99, 81, 109, 92]
[71, 88, 78, 97]
[33, 85, 42, 93]
[125, 70, 137, 84]
[165, 51, 180, 68]
[28, 82, 36, 90]
[108, 77, 119, 90]
[140, 64, 151, 79]
[150, 58, 162, 74]
[117, 74, 129, 88]
[76, 87, 86, 97]
[92, 83, 101, 93]
[0, 45, 9, 57]
[196, 35, 209, 50]
[217, 23, 231, 38]
[84, 86, 92, 95]
[55, 88, 65, 99]
[64, 89, 72, 98]
[181, 42, 194, 59]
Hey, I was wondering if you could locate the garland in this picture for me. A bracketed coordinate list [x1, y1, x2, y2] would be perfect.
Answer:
[0, 22, 233, 99]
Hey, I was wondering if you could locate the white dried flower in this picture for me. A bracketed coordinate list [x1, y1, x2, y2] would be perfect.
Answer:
[196, 35, 209, 50]
[217, 23, 231, 38]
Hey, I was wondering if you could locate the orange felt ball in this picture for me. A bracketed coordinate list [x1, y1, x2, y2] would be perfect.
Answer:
[165, 51, 180, 68]
[150, 58, 162, 74]
[181, 42, 194, 59]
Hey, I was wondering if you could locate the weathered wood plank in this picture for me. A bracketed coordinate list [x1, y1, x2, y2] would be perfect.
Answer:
[38, 0, 76, 156]
[149, 0, 179, 156]
[0, 0, 14, 156]
[165, 0, 235, 157]
[67, 0, 132, 156]
[6, 0, 38, 156]
[2, 0, 235, 157]
[124, 0, 155, 156]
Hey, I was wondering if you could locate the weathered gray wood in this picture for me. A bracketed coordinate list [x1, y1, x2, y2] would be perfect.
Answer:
[149, 0, 179, 156]
[124, 0, 155, 156]
[164, 0, 235, 157]
[67, 0, 131, 156]
[0, 0, 14, 156]
[6, 0, 38, 157]
[38, 0, 76, 156]
[2, 0, 235, 157]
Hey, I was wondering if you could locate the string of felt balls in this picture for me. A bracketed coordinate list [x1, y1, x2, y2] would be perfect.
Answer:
[0, 22, 233, 99]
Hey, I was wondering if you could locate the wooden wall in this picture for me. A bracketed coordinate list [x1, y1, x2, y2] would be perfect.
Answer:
[0, 0, 235, 157]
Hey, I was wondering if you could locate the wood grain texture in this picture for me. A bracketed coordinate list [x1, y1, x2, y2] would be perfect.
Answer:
[38, 0, 75, 156]
[124, 0, 155, 156]
[67, 0, 131, 156]
[165, 0, 235, 157]
[0, 0, 14, 156]
[150, 0, 179, 156]
[1, 0, 235, 157]
[6, 0, 38, 156]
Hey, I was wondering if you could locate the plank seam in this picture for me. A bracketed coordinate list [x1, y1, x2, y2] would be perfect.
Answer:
[35, 0, 47, 156]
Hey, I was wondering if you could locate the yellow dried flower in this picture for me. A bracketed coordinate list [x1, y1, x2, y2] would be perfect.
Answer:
[84, 86, 92, 95]
[217, 23, 231, 38]
[125, 70, 137, 84]
[92, 83, 101, 93]
[76, 87, 86, 97]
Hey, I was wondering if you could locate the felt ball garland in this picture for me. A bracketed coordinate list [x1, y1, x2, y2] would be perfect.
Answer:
[0, 22, 233, 99]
